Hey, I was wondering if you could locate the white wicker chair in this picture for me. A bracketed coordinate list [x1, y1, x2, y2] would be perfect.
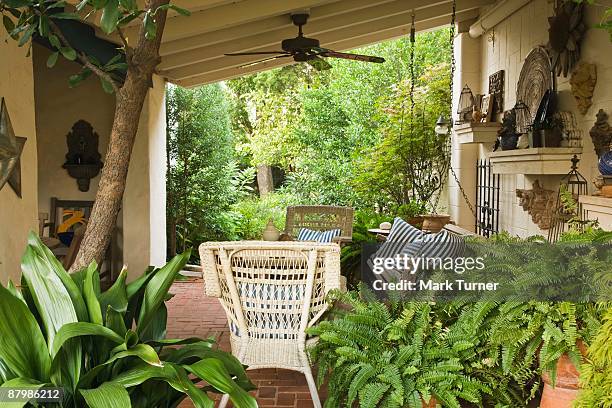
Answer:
[199, 241, 341, 408]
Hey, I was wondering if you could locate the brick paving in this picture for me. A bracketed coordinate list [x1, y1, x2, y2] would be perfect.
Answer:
[167, 278, 321, 408]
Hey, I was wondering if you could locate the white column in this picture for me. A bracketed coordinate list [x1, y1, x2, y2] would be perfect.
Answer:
[123, 74, 167, 278]
[448, 29, 482, 231]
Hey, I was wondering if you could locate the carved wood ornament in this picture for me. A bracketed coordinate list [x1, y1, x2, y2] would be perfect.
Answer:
[488, 70, 504, 118]
[516, 180, 556, 230]
[569, 62, 597, 115]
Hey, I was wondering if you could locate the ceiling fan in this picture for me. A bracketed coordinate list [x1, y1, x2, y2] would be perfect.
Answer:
[224, 13, 386, 71]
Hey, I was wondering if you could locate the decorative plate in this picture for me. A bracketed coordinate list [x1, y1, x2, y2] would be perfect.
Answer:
[599, 151, 612, 176]
[516, 47, 553, 133]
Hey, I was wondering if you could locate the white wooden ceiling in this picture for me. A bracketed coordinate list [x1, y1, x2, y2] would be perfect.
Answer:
[104, 0, 495, 87]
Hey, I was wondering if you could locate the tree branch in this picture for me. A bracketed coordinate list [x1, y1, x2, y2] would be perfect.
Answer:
[48, 18, 120, 93]
[116, 25, 133, 61]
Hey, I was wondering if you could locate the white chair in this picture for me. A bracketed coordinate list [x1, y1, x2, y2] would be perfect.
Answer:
[199, 241, 341, 408]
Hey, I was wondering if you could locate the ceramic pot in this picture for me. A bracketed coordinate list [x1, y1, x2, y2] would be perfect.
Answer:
[539, 341, 586, 408]
[598, 151, 612, 176]
[500, 135, 519, 150]
[262, 219, 280, 241]
[421, 397, 437, 408]
[421, 214, 450, 233]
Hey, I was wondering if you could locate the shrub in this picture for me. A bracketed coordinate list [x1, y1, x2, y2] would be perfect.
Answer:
[0, 233, 256, 408]
[229, 192, 300, 240]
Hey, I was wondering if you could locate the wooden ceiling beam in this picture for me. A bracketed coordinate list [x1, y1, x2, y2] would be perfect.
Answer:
[142, 0, 340, 43]
[158, 0, 447, 70]
[171, 9, 479, 88]
[161, 0, 486, 80]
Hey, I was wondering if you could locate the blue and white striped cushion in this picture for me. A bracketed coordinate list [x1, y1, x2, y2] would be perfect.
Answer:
[400, 230, 465, 273]
[296, 228, 341, 243]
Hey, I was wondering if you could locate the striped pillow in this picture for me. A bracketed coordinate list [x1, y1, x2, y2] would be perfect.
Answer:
[400, 230, 465, 274]
[387, 217, 424, 243]
[296, 228, 341, 243]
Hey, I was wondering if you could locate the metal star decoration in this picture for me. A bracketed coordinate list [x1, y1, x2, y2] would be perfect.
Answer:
[0, 97, 26, 197]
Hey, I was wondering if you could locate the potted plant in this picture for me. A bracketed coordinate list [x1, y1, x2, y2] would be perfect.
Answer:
[0, 233, 257, 408]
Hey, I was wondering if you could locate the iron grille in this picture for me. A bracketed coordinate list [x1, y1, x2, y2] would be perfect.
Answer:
[475, 159, 500, 237]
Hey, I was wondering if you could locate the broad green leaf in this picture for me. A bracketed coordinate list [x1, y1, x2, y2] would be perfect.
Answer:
[20, 244, 79, 352]
[26, 232, 88, 322]
[114, 362, 181, 388]
[6, 281, 25, 303]
[142, 12, 156, 40]
[137, 251, 189, 337]
[185, 359, 257, 408]
[138, 302, 167, 342]
[148, 337, 214, 347]
[84, 263, 103, 325]
[48, 34, 61, 49]
[0, 285, 51, 381]
[80, 381, 131, 408]
[100, 78, 114, 93]
[47, 52, 59, 68]
[3, 15, 15, 35]
[99, 269, 128, 318]
[105, 307, 127, 337]
[17, 24, 35, 47]
[52, 322, 124, 357]
[100, 0, 120, 34]
[60, 46, 77, 61]
[0, 378, 43, 408]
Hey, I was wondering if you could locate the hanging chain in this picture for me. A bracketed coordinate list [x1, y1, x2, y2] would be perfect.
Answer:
[443, 0, 478, 219]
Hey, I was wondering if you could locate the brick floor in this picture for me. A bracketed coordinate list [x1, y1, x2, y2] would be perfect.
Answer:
[167, 278, 321, 408]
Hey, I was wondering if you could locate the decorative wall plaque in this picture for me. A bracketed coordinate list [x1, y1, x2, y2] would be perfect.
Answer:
[63, 120, 103, 192]
[488, 70, 504, 118]
[516, 180, 557, 230]
[0, 97, 25, 197]
[569, 62, 596, 115]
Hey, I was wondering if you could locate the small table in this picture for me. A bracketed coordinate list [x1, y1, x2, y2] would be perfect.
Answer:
[367, 228, 391, 236]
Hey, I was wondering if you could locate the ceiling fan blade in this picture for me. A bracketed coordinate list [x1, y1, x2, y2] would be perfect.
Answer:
[319, 49, 385, 63]
[305, 56, 332, 71]
[225, 51, 289, 56]
[239, 54, 293, 68]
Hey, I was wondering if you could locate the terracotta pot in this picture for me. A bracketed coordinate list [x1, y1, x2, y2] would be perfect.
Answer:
[421, 214, 450, 233]
[408, 215, 424, 228]
[539, 341, 587, 408]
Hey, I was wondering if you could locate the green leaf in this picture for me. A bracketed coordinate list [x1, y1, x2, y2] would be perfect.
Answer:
[0, 285, 51, 381]
[84, 262, 103, 325]
[52, 322, 124, 357]
[100, 0, 120, 34]
[118, 0, 137, 11]
[3, 0, 30, 7]
[26, 232, 88, 322]
[80, 381, 131, 408]
[100, 78, 115, 94]
[137, 251, 189, 337]
[105, 307, 128, 337]
[17, 24, 35, 47]
[20, 244, 79, 352]
[0, 378, 44, 408]
[142, 12, 157, 40]
[185, 359, 257, 408]
[50, 12, 81, 20]
[138, 302, 167, 342]
[3, 15, 15, 35]
[60, 46, 77, 61]
[48, 34, 61, 49]
[169, 5, 191, 16]
[99, 269, 128, 318]
[46, 51, 59, 68]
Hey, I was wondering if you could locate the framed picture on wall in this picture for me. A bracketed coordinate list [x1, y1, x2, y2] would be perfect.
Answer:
[481, 94, 494, 122]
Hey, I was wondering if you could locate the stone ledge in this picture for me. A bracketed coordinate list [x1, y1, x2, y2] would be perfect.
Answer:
[453, 122, 500, 144]
[579, 196, 612, 231]
[488, 147, 583, 175]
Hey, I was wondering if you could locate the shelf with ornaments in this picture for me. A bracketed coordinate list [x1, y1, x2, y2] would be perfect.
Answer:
[453, 122, 501, 145]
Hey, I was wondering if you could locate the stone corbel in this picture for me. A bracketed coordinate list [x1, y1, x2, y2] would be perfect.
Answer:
[516, 180, 557, 230]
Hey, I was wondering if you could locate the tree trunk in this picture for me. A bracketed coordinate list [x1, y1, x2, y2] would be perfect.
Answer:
[256, 164, 274, 197]
[70, 1, 169, 272]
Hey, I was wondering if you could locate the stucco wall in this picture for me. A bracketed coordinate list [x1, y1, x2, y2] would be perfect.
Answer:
[123, 74, 167, 277]
[33, 44, 115, 217]
[469, 0, 612, 237]
[0, 32, 38, 283]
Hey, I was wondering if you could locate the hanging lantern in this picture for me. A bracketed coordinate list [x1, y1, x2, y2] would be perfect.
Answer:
[548, 155, 588, 242]
[456, 84, 475, 124]
[513, 100, 531, 134]
[435, 115, 449, 135]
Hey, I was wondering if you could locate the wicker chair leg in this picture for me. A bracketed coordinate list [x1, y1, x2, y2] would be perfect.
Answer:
[303, 363, 322, 408]
[218, 393, 230, 408]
